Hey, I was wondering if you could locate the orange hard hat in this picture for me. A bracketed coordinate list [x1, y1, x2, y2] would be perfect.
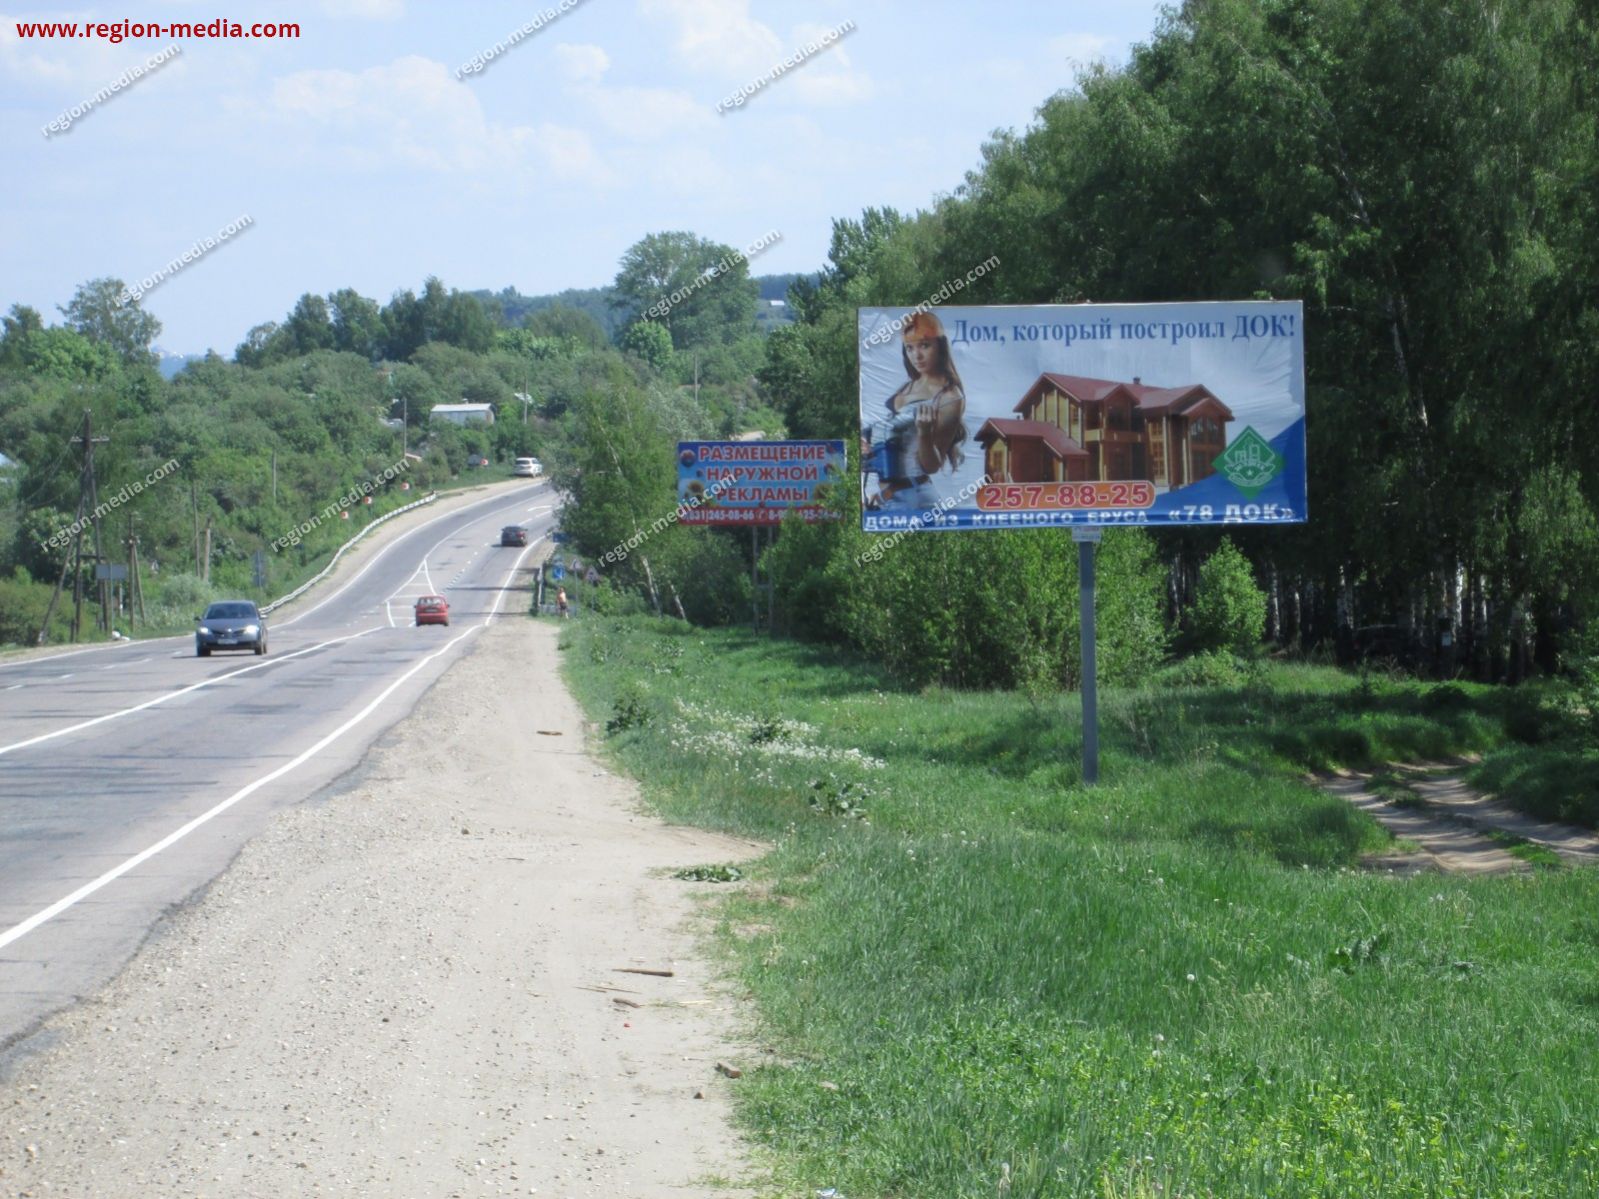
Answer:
[901, 312, 946, 341]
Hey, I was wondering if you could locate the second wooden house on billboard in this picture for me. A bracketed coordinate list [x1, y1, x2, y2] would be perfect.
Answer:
[976, 372, 1234, 492]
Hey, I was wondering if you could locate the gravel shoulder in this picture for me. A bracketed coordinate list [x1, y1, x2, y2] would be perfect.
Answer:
[0, 617, 761, 1198]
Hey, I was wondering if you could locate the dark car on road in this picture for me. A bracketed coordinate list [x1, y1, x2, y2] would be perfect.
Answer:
[500, 525, 529, 547]
[196, 600, 267, 657]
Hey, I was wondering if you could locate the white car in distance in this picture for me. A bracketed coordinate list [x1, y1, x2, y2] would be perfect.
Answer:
[513, 457, 542, 477]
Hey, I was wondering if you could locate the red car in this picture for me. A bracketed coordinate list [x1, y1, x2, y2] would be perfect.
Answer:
[414, 595, 450, 626]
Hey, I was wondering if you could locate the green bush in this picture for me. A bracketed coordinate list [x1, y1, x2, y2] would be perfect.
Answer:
[653, 526, 752, 626]
[1190, 539, 1266, 655]
[835, 527, 1168, 691]
[0, 569, 55, 647]
[1501, 685, 1576, 745]
[1154, 648, 1251, 687]
[144, 572, 219, 629]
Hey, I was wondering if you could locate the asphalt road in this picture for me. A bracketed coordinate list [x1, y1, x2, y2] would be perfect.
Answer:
[0, 480, 556, 1054]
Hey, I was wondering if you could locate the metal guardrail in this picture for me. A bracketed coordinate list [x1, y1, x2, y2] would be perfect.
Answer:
[260, 492, 439, 616]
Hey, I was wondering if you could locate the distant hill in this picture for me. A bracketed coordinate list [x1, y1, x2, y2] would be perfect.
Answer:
[757, 273, 814, 302]
[468, 286, 621, 336]
[153, 348, 204, 379]
[469, 272, 818, 340]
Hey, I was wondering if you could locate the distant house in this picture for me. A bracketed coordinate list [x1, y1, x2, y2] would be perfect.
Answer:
[976, 372, 1234, 490]
[430, 402, 496, 426]
[0, 451, 18, 485]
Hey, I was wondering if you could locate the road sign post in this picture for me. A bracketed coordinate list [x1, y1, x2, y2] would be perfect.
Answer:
[1074, 527, 1101, 785]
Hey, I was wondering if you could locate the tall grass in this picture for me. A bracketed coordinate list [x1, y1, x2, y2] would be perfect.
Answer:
[562, 618, 1599, 1197]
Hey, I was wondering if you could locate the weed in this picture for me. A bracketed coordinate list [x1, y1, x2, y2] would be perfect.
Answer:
[673, 864, 745, 883]
[807, 776, 870, 818]
[605, 688, 651, 735]
[749, 715, 790, 745]
[1327, 929, 1391, 973]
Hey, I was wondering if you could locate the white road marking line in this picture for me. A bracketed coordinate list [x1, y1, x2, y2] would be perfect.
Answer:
[485, 536, 543, 626]
[4, 684, 22, 691]
[57, 674, 73, 680]
[0, 622, 484, 955]
[0, 628, 383, 759]
[0, 640, 159, 673]
[0, 487, 547, 671]
[277, 484, 541, 628]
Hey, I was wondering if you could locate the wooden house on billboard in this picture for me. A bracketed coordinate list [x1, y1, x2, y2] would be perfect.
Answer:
[975, 373, 1234, 490]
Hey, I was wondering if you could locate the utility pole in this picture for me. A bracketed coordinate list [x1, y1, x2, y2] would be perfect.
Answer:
[127, 512, 146, 630]
[48, 412, 110, 641]
[78, 412, 111, 636]
[37, 482, 86, 645]
[38, 411, 111, 643]
[191, 478, 201, 575]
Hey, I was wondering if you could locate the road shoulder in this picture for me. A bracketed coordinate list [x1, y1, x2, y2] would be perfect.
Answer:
[0, 617, 759, 1198]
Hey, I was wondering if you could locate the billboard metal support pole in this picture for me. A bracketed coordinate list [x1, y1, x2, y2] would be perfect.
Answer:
[1075, 527, 1101, 785]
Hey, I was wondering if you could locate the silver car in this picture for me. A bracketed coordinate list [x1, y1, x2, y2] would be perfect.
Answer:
[196, 600, 267, 657]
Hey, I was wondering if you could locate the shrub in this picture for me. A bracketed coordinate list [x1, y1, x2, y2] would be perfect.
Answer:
[606, 686, 652, 735]
[0, 569, 54, 647]
[1190, 539, 1266, 655]
[1501, 686, 1573, 745]
[1154, 649, 1250, 688]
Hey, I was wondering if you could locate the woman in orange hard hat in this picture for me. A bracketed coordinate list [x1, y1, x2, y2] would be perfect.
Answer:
[861, 311, 968, 510]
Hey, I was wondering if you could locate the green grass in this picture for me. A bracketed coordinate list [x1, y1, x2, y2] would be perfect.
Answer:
[560, 618, 1599, 1198]
[1469, 745, 1599, 828]
[1480, 829, 1566, 871]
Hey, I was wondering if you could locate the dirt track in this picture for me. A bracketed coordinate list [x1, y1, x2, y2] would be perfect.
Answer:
[0, 619, 758, 1198]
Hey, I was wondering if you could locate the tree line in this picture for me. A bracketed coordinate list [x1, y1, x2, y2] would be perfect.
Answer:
[754, 0, 1598, 686]
[0, 225, 785, 645]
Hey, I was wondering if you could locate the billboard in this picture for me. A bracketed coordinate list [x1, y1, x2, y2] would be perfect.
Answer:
[677, 440, 847, 526]
[858, 302, 1306, 531]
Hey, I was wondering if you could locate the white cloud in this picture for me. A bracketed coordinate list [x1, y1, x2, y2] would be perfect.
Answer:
[319, 0, 405, 17]
[0, 9, 170, 89]
[581, 84, 712, 140]
[783, 22, 872, 108]
[787, 69, 875, 107]
[270, 56, 609, 184]
[1047, 32, 1114, 66]
[637, 0, 783, 76]
[553, 42, 609, 84]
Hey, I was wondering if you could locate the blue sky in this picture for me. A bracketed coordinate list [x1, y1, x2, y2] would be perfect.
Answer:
[3, 0, 1168, 355]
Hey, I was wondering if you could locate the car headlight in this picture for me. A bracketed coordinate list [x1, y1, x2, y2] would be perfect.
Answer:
[243, 625, 260, 636]
[197, 626, 211, 634]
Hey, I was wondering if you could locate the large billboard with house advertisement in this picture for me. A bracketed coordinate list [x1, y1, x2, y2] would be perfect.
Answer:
[858, 302, 1306, 532]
